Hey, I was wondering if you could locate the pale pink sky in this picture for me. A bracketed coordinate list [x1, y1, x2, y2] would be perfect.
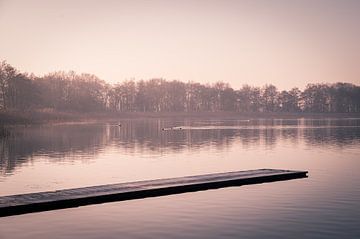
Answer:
[0, 0, 359, 89]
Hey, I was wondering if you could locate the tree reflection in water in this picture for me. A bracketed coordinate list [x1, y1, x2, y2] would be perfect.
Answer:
[1, 119, 359, 175]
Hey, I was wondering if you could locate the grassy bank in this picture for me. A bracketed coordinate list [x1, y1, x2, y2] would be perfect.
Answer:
[1, 110, 360, 125]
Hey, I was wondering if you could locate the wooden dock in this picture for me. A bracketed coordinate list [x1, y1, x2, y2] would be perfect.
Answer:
[0, 169, 307, 217]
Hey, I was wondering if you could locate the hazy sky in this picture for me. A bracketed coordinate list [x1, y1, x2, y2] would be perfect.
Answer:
[0, 0, 359, 89]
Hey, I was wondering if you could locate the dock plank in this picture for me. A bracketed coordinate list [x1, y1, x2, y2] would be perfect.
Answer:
[0, 169, 307, 217]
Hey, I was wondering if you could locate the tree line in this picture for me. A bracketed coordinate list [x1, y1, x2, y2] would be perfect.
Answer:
[0, 60, 359, 113]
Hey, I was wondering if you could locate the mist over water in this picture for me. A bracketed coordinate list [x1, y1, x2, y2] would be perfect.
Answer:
[0, 118, 359, 238]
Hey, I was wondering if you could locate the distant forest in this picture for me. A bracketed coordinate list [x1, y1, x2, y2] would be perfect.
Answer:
[1, 60, 359, 113]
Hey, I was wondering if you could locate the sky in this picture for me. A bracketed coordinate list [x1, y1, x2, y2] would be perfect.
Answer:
[0, 0, 359, 90]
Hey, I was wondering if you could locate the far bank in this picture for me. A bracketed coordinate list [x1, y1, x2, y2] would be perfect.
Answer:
[1, 110, 360, 126]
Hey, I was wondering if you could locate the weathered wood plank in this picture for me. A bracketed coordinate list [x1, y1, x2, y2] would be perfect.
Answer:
[0, 169, 307, 217]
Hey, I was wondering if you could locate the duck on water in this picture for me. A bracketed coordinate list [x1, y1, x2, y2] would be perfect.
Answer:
[162, 126, 183, 131]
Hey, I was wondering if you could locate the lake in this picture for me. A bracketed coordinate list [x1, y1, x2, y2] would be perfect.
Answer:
[0, 118, 359, 239]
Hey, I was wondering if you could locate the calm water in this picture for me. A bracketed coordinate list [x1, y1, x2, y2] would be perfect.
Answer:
[0, 118, 359, 239]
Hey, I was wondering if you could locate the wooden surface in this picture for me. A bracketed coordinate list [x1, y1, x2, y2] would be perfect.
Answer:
[0, 169, 307, 217]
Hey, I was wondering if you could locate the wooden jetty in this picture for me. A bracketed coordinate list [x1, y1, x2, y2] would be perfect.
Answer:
[0, 169, 307, 217]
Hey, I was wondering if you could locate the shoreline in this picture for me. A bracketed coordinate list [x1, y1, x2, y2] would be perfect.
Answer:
[1, 110, 360, 125]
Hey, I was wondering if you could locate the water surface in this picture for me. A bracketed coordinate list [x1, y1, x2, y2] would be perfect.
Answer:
[0, 118, 359, 239]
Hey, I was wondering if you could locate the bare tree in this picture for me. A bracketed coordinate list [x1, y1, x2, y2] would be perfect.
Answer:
[1, 60, 359, 114]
